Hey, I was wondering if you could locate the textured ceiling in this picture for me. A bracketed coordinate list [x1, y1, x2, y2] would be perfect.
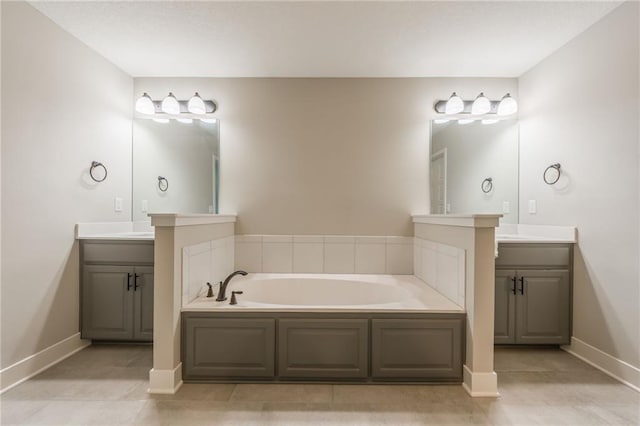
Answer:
[30, 1, 622, 77]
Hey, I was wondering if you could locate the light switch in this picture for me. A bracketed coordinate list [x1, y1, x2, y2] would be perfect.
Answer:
[114, 197, 123, 212]
[528, 199, 537, 214]
[446, 203, 451, 213]
[503, 201, 510, 214]
[208, 205, 214, 213]
[141, 200, 148, 213]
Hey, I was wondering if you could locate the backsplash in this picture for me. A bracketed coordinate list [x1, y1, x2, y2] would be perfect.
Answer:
[235, 235, 413, 275]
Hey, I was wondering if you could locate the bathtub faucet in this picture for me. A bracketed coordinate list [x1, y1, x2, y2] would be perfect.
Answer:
[216, 270, 248, 301]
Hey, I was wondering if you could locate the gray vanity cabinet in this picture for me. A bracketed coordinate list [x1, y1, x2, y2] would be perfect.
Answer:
[80, 241, 154, 342]
[494, 244, 572, 345]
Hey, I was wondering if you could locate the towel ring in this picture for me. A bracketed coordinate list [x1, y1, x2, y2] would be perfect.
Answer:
[89, 161, 107, 182]
[543, 163, 561, 185]
[481, 177, 493, 193]
[158, 176, 169, 192]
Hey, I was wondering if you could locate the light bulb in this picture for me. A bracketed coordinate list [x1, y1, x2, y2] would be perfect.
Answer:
[471, 92, 491, 115]
[177, 118, 193, 124]
[201, 118, 217, 124]
[482, 119, 499, 125]
[152, 118, 169, 124]
[445, 92, 464, 114]
[161, 92, 180, 115]
[458, 119, 475, 125]
[497, 93, 518, 116]
[135, 93, 155, 115]
[187, 92, 206, 114]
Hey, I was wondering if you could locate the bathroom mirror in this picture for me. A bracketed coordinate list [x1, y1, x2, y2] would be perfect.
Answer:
[132, 119, 220, 221]
[430, 119, 519, 223]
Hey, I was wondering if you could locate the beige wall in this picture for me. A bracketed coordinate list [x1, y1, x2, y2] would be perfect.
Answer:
[519, 2, 639, 369]
[134, 78, 517, 236]
[1, 2, 133, 369]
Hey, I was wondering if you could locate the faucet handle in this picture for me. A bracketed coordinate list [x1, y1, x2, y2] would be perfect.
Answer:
[206, 282, 213, 298]
[230, 291, 243, 305]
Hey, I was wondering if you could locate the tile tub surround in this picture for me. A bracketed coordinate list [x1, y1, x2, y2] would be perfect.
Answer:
[182, 236, 235, 305]
[3, 344, 638, 426]
[235, 235, 413, 275]
[414, 238, 465, 307]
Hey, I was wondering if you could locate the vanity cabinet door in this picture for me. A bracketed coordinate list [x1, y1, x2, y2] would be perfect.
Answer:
[494, 269, 516, 344]
[132, 266, 154, 342]
[516, 270, 570, 344]
[82, 265, 134, 340]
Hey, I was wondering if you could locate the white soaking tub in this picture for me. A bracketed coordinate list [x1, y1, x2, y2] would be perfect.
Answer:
[183, 273, 463, 312]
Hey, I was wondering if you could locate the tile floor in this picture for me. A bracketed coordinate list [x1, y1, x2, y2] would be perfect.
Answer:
[1, 345, 638, 425]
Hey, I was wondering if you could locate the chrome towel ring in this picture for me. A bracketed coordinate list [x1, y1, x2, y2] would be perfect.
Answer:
[158, 176, 169, 192]
[544, 163, 561, 185]
[89, 161, 107, 182]
[481, 177, 493, 193]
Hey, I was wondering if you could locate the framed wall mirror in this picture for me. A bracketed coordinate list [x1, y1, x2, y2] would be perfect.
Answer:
[430, 119, 519, 224]
[132, 119, 220, 221]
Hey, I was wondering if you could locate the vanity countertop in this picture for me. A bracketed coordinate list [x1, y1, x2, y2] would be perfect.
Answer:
[75, 221, 154, 240]
[77, 231, 154, 241]
[495, 224, 577, 244]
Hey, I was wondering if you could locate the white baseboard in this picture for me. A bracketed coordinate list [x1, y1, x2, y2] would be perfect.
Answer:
[462, 365, 499, 397]
[148, 363, 183, 394]
[562, 336, 639, 392]
[0, 333, 90, 394]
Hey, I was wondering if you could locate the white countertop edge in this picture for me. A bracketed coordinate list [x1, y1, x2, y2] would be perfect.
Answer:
[77, 233, 155, 241]
[150, 213, 237, 227]
[496, 223, 577, 243]
[181, 306, 465, 314]
[412, 214, 502, 228]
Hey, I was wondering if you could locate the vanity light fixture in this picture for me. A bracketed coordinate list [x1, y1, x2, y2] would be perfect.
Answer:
[471, 92, 491, 115]
[482, 119, 499, 125]
[187, 92, 207, 115]
[201, 118, 217, 124]
[444, 92, 464, 114]
[497, 93, 518, 116]
[135, 92, 218, 122]
[434, 92, 518, 118]
[161, 92, 181, 115]
[135, 93, 155, 115]
[458, 119, 476, 125]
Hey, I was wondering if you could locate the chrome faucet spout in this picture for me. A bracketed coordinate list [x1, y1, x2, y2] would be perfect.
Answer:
[216, 270, 248, 301]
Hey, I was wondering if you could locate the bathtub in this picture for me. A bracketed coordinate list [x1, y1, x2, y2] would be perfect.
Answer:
[183, 273, 463, 312]
[181, 273, 465, 383]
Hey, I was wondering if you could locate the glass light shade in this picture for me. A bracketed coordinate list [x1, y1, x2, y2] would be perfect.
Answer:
[177, 118, 193, 124]
[497, 93, 518, 116]
[444, 92, 464, 114]
[201, 118, 217, 124]
[188, 92, 206, 114]
[161, 92, 180, 115]
[482, 119, 499, 125]
[458, 119, 475, 125]
[471, 93, 491, 115]
[152, 118, 169, 124]
[135, 93, 155, 115]
[433, 118, 450, 124]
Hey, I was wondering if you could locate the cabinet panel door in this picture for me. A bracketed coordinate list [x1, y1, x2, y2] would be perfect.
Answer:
[371, 318, 463, 380]
[182, 317, 275, 379]
[133, 266, 154, 342]
[494, 269, 516, 344]
[278, 319, 368, 379]
[82, 265, 133, 340]
[516, 270, 570, 344]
